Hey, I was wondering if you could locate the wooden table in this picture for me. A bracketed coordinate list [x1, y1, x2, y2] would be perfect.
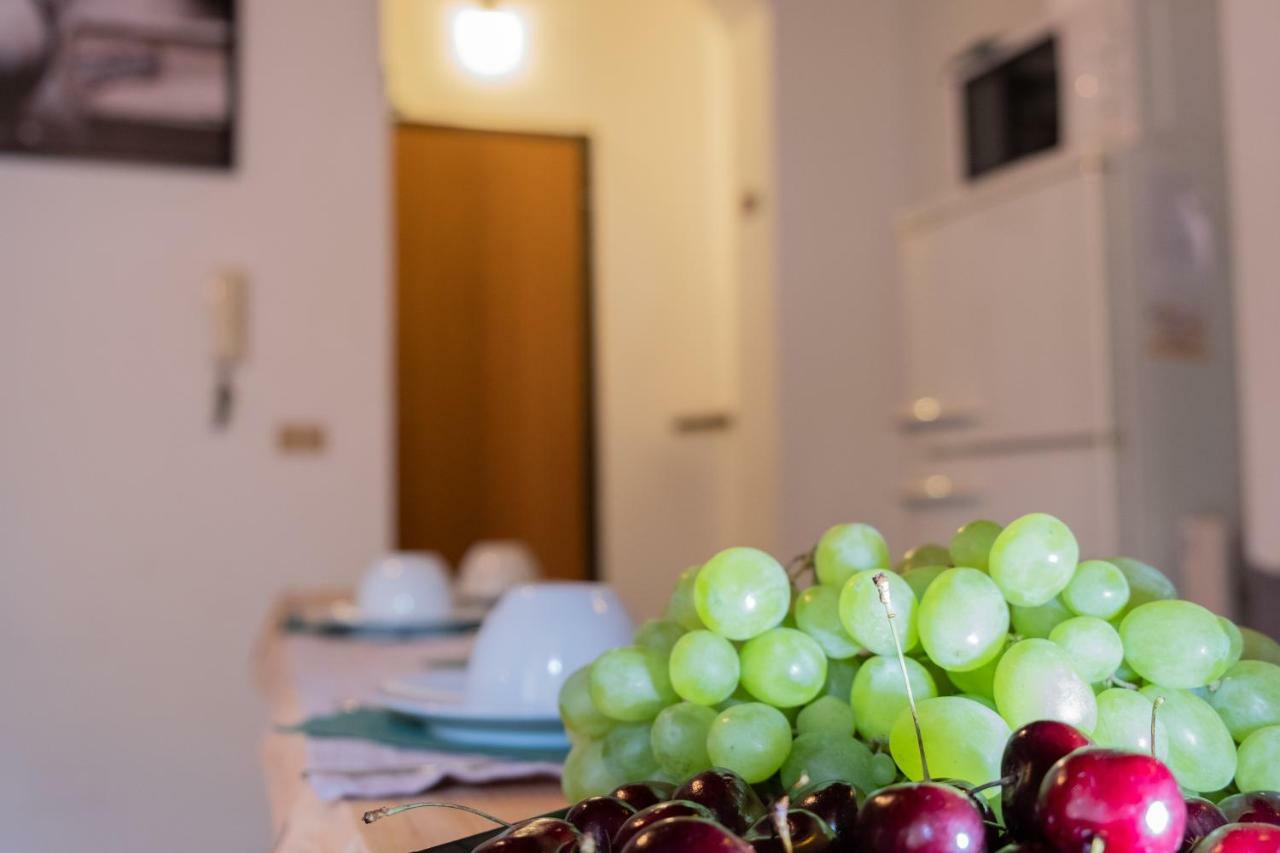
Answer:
[257, 595, 566, 853]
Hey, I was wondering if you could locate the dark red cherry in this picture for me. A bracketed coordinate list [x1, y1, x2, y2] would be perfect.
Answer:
[938, 780, 1004, 850]
[856, 781, 988, 852]
[992, 842, 1054, 852]
[1180, 797, 1228, 852]
[611, 781, 677, 812]
[1000, 720, 1091, 840]
[1218, 791, 1280, 827]
[791, 780, 861, 842]
[612, 801, 716, 851]
[745, 808, 835, 853]
[1192, 822, 1280, 853]
[476, 818, 581, 853]
[566, 796, 637, 853]
[1037, 748, 1185, 853]
[674, 769, 766, 834]
[618, 816, 753, 853]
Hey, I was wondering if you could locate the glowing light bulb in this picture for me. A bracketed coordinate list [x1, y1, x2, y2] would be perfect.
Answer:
[452, 7, 526, 78]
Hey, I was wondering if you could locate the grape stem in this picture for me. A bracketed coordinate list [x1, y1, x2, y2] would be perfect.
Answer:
[968, 776, 1013, 797]
[362, 801, 511, 827]
[787, 549, 815, 581]
[872, 571, 930, 782]
[1149, 695, 1165, 759]
[771, 795, 793, 853]
[1090, 838, 1106, 853]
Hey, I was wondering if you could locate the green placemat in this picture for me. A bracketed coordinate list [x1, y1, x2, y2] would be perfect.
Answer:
[282, 707, 570, 763]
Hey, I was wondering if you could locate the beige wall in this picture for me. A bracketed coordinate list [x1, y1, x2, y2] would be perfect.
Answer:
[1220, 0, 1280, 574]
[0, 1, 390, 849]
[383, 0, 762, 616]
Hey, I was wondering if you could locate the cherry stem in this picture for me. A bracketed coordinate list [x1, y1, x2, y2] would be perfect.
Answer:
[362, 801, 511, 827]
[771, 795, 793, 853]
[968, 776, 1013, 797]
[1150, 696, 1165, 759]
[873, 571, 930, 782]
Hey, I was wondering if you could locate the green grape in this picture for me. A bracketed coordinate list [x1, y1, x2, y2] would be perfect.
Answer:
[1241, 627, 1280, 666]
[1113, 658, 1143, 687]
[898, 543, 951, 572]
[562, 737, 624, 801]
[960, 692, 998, 711]
[1050, 616, 1124, 683]
[695, 547, 790, 640]
[1205, 660, 1280, 741]
[590, 646, 677, 721]
[705, 702, 792, 784]
[1109, 557, 1177, 614]
[988, 513, 1079, 607]
[950, 520, 1003, 572]
[739, 627, 828, 708]
[560, 665, 614, 738]
[994, 638, 1098, 732]
[1011, 596, 1073, 639]
[1120, 600, 1232, 689]
[780, 732, 878, 791]
[636, 619, 686, 658]
[871, 752, 898, 787]
[824, 657, 860, 700]
[889, 696, 1011, 788]
[1092, 688, 1169, 760]
[946, 642, 1005, 699]
[1140, 685, 1237, 793]
[716, 685, 753, 711]
[1061, 560, 1130, 620]
[603, 721, 660, 779]
[839, 569, 919, 655]
[918, 568, 1009, 671]
[796, 695, 856, 737]
[1212, 617, 1244, 681]
[795, 584, 861, 659]
[666, 565, 705, 630]
[669, 630, 740, 705]
[1235, 725, 1280, 793]
[815, 523, 891, 587]
[851, 655, 938, 742]
[902, 565, 949, 601]
[916, 656, 958, 696]
[650, 702, 716, 780]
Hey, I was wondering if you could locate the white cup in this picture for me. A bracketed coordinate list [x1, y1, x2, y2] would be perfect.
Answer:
[458, 540, 541, 603]
[464, 582, 633, 713]
[357, 552, 453, 625]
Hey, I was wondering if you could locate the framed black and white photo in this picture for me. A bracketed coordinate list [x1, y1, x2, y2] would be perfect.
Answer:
[0, 0, 236, 168]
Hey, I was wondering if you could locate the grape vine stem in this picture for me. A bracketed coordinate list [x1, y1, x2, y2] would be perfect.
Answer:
[872, 572, 930, 782]
[362, 801, 511, 827]
[1150, 696, 1165, 759]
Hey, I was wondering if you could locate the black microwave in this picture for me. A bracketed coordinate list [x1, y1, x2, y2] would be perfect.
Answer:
[963, 36, 1061, 180]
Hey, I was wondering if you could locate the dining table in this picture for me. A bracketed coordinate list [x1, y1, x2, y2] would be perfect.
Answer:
[256, 592, 566, 853]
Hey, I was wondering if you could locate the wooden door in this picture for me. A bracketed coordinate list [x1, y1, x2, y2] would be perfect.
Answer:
[395, 125, 593, 580]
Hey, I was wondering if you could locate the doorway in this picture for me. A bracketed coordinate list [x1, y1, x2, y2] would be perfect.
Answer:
[394, 124, 595, 581]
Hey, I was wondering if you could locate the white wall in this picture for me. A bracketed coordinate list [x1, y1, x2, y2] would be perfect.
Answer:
[0, 1, 390, 849]
[383, 0, 755, 617]
[769, 0, 908, 556]
[767, 0, 1051, 560]
[1220, 0, 1280, 574]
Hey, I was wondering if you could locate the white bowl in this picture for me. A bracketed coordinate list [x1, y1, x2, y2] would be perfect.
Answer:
[464, 582, 633, 713]
[458, 540, 541, 602]
[357, 552, 453, 625]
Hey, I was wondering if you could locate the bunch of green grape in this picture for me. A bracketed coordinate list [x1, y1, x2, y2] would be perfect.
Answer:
[558, 513, 1280, 803]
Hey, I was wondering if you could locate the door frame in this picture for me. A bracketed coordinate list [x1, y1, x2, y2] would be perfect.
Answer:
[392, 120, 600, 580]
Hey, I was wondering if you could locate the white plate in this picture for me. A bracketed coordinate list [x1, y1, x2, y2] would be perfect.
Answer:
[286, 600, 488, 635]
[377, 670, 570, 750]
